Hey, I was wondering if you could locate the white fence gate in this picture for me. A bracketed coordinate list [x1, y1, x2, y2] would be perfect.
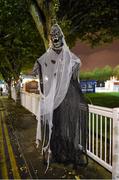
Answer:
[11, 89, 119, 179]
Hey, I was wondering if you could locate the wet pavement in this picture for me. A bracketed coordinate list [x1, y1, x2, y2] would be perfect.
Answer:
[0, 96, 112, 179]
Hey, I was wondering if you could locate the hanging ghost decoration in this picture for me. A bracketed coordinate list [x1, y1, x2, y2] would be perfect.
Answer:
[32, 24, 83, 171]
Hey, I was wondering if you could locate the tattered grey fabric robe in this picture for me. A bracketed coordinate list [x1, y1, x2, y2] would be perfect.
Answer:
[32, 49, 88, 166]
[32, 24, 88, 167]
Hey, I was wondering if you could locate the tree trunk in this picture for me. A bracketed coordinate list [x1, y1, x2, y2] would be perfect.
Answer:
[29, 4, 49, 50]
[14, 81, 21, 105]
[29, 1, 53, 50]
[7, 81, 12, 99]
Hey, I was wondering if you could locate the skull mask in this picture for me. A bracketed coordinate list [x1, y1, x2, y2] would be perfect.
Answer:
[50, 24, 63, 49]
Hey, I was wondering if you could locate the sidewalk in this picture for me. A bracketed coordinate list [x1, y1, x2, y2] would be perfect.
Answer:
[1, 96, 112, 179]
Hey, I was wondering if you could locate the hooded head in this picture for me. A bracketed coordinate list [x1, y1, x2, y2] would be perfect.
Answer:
[50, 24, 64, 50]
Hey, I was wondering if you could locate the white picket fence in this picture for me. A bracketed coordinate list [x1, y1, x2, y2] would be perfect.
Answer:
[20, 91, 40, 115]
[87, 105, 113, 172]
[88, 105, 119, 180]
[11, 89, 119, 179]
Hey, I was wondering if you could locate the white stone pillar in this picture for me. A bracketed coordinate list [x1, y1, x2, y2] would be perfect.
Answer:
[112, 108, 119, 180]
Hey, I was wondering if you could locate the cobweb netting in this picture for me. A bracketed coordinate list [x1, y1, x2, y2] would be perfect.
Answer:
[33, 24, 88, 172]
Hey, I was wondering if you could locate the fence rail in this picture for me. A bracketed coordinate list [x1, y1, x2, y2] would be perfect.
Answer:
[11, 89, 119, 179]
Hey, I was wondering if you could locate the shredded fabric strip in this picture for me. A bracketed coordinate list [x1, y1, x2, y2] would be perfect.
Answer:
[33, 24, 81, 172]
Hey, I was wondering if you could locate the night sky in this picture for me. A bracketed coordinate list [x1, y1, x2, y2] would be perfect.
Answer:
[72, 40, 119, 71]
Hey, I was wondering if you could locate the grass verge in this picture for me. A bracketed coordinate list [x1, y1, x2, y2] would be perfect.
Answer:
[84, 92, 119, 108]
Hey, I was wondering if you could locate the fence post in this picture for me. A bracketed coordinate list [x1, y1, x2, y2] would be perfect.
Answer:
[112, 108, 119, 179]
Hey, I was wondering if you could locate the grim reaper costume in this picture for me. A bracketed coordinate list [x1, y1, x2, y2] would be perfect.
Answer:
[32, 24, 88, 170]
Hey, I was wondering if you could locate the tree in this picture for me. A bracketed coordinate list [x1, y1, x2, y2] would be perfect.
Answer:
[101, 66, 113, 80]
[58, 0, 119, 47]
[80, 66, 113, 81]
[28, 0, 60, 49]
[0, 0, 45, 99]
[29, 0, 119, 48]
[80, 71, 94, 80]
[113, 65, 119, 79]
[0, 73, 3, 79]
